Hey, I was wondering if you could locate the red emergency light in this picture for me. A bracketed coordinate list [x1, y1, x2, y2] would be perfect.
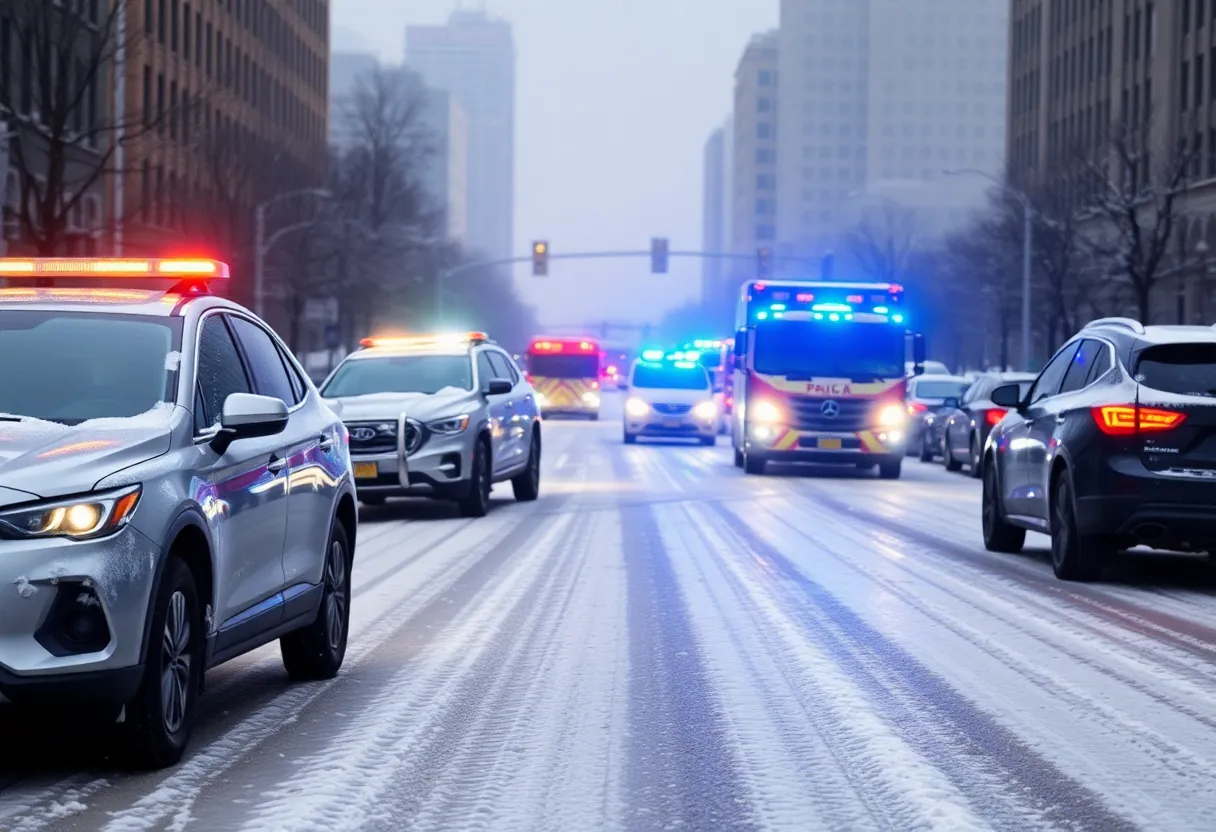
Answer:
[0, 257, 229, 278]
[529, 337, 598, 353]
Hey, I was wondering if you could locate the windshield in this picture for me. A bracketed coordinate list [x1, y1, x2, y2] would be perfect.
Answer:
[528, 353, 599, 378]
[912, 380, 970, 398]
[632, 363, 710, 390]
[0, 312, 180, 424]
[753, 321, 905, 380]
[322, 355, 474, 396]
[1135, 344, 1216, 397]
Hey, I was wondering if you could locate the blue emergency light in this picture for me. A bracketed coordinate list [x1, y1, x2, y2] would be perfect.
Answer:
[641, 349, 664, 361]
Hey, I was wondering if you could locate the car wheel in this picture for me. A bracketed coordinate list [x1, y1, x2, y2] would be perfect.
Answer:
[943, 434, 962, 471]
[281, 518, 352, 680]
[700, 435, 716, 446]
[458, 438, 492, 518]
[1051, 472, 1107, 581]
[733, 448, 744, 467]
[982, 461, 1025, 553]
[511, 430, 541, 501]
[623, 431, 637, 445]
[878, 459, 902, 479]
[123, 558, 203, 769]
[744, 453, 766, 475]
[919, 433, 934, 462]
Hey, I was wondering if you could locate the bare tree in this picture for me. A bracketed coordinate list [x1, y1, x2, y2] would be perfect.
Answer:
[846, 202, 920, 283]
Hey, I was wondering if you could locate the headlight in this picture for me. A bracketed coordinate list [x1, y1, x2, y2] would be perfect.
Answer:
[876, 404, 907, 427]
[625, 397, 650, 417]
[751, 400, 783, 423]
[534, 390, 547, 405]
[693, 401, 717, 420]
[582, 391, 601, 406]
[0, 485, 141, 541]
[427, 414, 470, 434]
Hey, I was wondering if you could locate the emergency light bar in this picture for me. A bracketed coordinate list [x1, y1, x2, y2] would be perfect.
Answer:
[360, 332, 489, 350]
[0, 258, 229, 278]
[529, 338, 597, 353]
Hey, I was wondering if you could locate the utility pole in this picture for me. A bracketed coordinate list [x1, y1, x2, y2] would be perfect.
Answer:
[0, 120, 12, 257]
[113, 0, 127, 254]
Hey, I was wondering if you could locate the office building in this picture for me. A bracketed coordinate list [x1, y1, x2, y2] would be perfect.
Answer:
[328, 50, 379, 145]
[406, 10, 515, 263]
[701, 125, 728, 303]
[419, 89, 469, 244]
[731, 31, 779, 279]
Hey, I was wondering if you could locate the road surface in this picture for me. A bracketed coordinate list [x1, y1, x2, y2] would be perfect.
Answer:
[4, 393, 1216, 830]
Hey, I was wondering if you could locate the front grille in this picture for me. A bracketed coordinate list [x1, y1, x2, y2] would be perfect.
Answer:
[653, 403, 692, 415]
[346, 421, 397, 455]
[786, 397, 872, 432]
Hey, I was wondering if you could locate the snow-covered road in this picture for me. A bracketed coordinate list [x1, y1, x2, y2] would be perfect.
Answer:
[6, 397, 1216, 830]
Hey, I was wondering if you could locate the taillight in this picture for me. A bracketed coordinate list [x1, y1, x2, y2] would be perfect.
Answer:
[525, 373, 533, 384]
[985, 408, 1007, 426]
[1092, 405, 1187, 435]
[907, 402, 927, 415]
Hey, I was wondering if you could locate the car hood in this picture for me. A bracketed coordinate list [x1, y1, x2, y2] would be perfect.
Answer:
[329, 389, 482, 423]
[0, 406, 176, 500]
[629, 387, 714, 405]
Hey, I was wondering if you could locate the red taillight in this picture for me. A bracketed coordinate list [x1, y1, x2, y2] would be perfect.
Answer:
[985, 408, 1007, 426]
[1092, 405, 1187, 435]
[725, 396, 734, 407]
[525, 373, 533, 384]
[907, 402, 927, 415]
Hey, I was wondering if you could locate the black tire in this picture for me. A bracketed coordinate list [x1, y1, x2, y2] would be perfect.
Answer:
[919, 433, 934, 462]
[623, 432, 637, 445]
[458, 437, 492, 517]
[982, 461, 1025, 553]
[733, 447, 744, 468]
[511, 429, 541, 501]
[359, 495, 385, 507]
[281, 518, 352, 680]
[878, 459, 902, 479]
[1051, 473, 1107, 581]
[968, 433, 983, 479]
[944, 434, 962, 471]
[700, 435, 716, 447]
[744, 453, 766, 475]
[123, 558, 203, 770]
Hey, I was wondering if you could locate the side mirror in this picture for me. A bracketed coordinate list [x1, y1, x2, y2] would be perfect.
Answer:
[483, 378, 512, 396]
[990, 383, 1023, 409]
[211, 393, 288, 454]
[734, 329, 747, 359]
[942, 396, 960, 410]
[911, 333, 926, 376]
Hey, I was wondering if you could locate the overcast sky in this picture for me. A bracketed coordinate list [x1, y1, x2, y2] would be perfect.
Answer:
[332, 0, 777, 329]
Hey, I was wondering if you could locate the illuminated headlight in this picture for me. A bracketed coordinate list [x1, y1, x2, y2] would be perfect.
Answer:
[625, 397, 650, 417]
[0, 486, 141, 541]
[582, 391, 601, 407]
[693, 401, 717, 420]
[752, 400, 783, 423]
[876, 404, 907, 428]
[427, 414, 470, 434]
[534, 390, 547, 406]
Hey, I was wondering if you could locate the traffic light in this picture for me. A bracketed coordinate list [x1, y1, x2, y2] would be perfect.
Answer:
[757, 247, 773, 279]
[532, 241, 549, 276]
[650, 237, 669, 273]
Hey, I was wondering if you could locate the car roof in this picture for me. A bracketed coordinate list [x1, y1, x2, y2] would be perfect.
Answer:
[1134, 325, 1216, 346]
[994, 372, 1036, 381]
[912, 373, 968, 382]
[345, 346, 474, 360]
[0, 287, 237, 317]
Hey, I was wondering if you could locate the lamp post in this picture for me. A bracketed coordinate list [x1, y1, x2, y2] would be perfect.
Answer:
[254, 188, 330, 317]
[945, 168, 1034, 371]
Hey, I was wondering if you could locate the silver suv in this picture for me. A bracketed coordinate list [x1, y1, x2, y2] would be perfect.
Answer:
[0, 258, 356, 769]
[321, 333, 542, 516]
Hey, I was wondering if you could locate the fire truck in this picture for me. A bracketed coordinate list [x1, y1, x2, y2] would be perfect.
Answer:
[525, 336, 603, 419]
[731, 280, 925, 478]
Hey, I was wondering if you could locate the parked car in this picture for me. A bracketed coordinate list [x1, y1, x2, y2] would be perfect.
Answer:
[906, 374, 971, 458]
[907, 360, 951, 377]
[940, 371, 1037, 476]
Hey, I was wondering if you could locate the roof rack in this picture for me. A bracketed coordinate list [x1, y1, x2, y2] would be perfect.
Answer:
[1084, 317, 1144, 334]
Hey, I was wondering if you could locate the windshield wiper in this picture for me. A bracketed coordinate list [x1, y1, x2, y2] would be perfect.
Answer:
[0, 414, 26, 422]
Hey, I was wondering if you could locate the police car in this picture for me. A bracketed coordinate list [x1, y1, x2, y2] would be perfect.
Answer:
[623, 352, 719, 445]
[320, 333, 542, 515]
[0, 257, 356, 768]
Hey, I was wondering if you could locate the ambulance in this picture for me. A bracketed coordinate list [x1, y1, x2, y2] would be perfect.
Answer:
[525, 336, 602, 419]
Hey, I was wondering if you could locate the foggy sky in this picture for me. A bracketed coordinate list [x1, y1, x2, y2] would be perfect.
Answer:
[333, 0, 778, 330]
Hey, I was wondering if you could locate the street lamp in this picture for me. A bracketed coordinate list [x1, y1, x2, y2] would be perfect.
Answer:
[945, 168, 1033, 371]
[254, 188, 331, 317]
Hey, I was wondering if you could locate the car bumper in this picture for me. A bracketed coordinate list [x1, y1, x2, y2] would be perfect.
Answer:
[0, 525, 161, 701]
[625, 414, 717, 439]
[1076, 457, 1216, 545]
[744, 424, 906, 459]
[352, 431, 474, 498]
[540, 403, 599, 417]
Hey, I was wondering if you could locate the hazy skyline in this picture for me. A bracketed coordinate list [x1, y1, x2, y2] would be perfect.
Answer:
[333, 0, 778, 330]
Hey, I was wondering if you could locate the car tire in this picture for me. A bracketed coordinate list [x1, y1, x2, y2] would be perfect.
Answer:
[733, 448, 744, 467]
[919, 433, 934, 462]
[943, 434, 962, 471]
[700, 435, 716, 447]
[359, 495, 385, 507]
[458, 437, 492, 518]
[623, 432, 637, 445]
[123, 557, 203, 770]
[281, 518, 352, 680]
[878, 459, 902, 479]
[511, 430, 541, 502]
[744, 453, 766, 475]
[982, 461, 1025, 553]
[1051, 473, 1107, 581]
[969, 433, 983, 478]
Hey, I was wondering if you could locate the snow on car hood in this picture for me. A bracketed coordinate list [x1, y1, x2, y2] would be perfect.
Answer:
[0, 403, 177, 499]
[329, 388, 481, 424]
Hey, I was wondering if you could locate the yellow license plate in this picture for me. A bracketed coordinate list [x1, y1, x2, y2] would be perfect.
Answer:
[818, 437, 842, 450]
[354, 462, 379, 480]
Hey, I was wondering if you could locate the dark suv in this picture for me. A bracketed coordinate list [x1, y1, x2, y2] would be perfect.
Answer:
[981, 318, 1216, 581]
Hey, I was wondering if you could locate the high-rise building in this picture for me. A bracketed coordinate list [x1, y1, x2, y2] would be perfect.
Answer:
[328, 50, 379, 145]
[776, 0, 1007, 268]
[701, 126, 728, 302]
[406, 10, 515, 263]
[419, 90, 470, 245]
[731, 32, 779, 281]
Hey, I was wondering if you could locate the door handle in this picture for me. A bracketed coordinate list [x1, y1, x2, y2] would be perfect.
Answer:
[1055, 415, 1067, 425]
[267, 456, 287, 474]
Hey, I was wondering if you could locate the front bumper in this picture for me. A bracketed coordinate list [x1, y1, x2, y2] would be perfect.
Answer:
[0, 525, 162, 702]
[352, 430, 474, 498]
[625, 412, 717, 439]
[745, 423, 906, 460]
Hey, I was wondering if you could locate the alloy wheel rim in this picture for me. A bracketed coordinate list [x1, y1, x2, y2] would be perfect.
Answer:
[325, 540, 347, 651]
[161, 590, 192, 734]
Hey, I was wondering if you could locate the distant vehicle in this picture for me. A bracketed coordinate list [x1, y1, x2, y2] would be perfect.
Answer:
[982, 318, 1216, 580]
[905, 374, 971, 458]
[732, 280, 925, 478]
[624, 356, 718, 445]
[525, 336, 602, 419]
[907, 359, 951, 376]
[0, 257, 357, 769]
[681, 339, 733, 433]
[321, 333, 541, 516]
[939, 371, 1037, 476]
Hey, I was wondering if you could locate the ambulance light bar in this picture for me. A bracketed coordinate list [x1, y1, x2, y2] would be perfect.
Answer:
[0, 258, 229, 278]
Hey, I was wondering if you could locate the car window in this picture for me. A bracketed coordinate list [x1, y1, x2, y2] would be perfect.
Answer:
[193, 383, 208, 434]
[1084, 343, 1112, 385]
[912, 380, 969, 398]
[487, 351, 515, 383]
[322, 355, 473, 396]
[632, 363, 710, 390]
[1059, 339, 1103, 394]
[961, 379, 985, 405]
[197, 315, 252, 430]
[1028, 343, 1080, 404]
[228, 316, 298, 406]
[277, 342, 307, 403]
[1135, 343, 1216, 397]
[477, 351, 497, 385]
